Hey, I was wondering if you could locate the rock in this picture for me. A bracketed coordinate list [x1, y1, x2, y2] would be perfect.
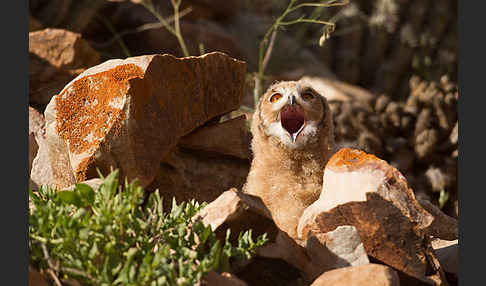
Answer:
[310, 264, 400, 286]
[298, 148, 446, 284]
[149, 146, 250, 210]
[63, 178, 104, 192]
[257, 230, 321, 282]
[31, 102, 76, 190]
[202, 271, 248, 286]
[419, 198, 458, 240]
[305, 226, 369, 275]
[431, 239, 458, 275]
[29, 132, 39, 177]
[29, 28, 101, 106]
[44, 52, 245, 189]
[29, 265, 49, 286]
[29, 15, 43, 32]
[299, 76, 375, 103]
[179, 115, 251, 159]
[194, 188, 249, 231]
[30, 106, 74, 190]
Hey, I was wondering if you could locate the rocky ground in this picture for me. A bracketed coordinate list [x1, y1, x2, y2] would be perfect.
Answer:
[29, 0, 458, 285]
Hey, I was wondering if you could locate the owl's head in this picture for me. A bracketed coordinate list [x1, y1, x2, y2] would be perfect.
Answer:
[253, 80, 333, 150]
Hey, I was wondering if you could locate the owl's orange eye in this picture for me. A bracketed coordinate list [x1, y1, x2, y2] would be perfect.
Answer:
[302, 92, 314, 101]
[270, 93, 283, 103]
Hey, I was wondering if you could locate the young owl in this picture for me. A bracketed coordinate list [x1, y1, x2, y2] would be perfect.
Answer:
[243, 80, 335, 239]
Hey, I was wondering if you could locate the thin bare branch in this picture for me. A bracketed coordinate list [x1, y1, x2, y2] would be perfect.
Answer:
[262, 30, 278, 72]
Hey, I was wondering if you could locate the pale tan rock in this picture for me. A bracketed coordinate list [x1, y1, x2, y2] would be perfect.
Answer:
[194, 188, 249, 231]
[29, 28, 101, 105]
[310, 264, 400, 286]
[298, 148, 444, 284]
[432, 239, 458, 275]
[298, 148, 433, 239]
[179, 115, 251, 159]
[44, 52, 245, 189]
[299, 76, 375, 103]
[201, 271, 248, 286]
[306, 225, 369, 274]
[63, 178, 104, 192]
[29, 132, 38, 177]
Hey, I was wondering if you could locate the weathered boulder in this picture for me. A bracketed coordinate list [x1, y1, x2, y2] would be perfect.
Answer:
[298, 148, 445, 284]
[305, 226, 369, 274]
[202, 271, 248, 286]
[148, 146, 250, 209]
[179, 115, 251, 160]
[419, 198, 458, 240]
[310, 264, 400, 286]
[432, 239, 458, 275]
[44, 51, 245, 191]
[29, 28, 101, 106]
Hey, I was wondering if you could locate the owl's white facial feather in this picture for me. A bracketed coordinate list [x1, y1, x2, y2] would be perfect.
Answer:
[265, 120, 319, 149]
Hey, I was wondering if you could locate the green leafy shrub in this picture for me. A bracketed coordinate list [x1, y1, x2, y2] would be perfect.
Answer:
[29, 170, 267, 286]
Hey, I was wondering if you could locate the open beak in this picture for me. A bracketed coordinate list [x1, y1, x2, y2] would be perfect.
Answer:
[280, 102, 306, 143]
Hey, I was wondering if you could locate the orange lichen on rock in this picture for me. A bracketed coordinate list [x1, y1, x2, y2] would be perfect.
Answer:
[54, 63, 144, 181]
[325, 148, 383, 171]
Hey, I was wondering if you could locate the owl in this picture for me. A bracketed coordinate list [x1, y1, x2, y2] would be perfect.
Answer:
[243, 80, 335, 239]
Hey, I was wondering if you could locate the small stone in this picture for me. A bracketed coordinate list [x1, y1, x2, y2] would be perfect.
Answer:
[310, 264, 400, 286]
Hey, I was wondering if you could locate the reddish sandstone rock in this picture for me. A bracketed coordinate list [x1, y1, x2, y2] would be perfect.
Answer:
[298, 148, 445, 284]
[44, 52, 245, 189]
[29, 28, 101, 105]
[310, 264, 400, 286]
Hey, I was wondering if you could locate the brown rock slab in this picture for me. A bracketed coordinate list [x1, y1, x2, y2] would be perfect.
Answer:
[44, 52, 245, 189]
[202, 271, 248, 286]
[298, 148, 444, 284]
[179, 115, 251, 159]
[306, 225, 369, 275]
[432, 239, 458, 275]
[150, 146, 250, 209]
[419, 199, 458, 240]
[29, 28, 101, 106]
[310, 264, 400, 286]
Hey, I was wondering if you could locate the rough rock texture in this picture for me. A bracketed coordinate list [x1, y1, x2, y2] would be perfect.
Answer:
[29, 132, 39, 178]
[30, 106, 75, 190]
[330, 76, 458, 218]
[63, 178, 104, 192]
[194, 188, 249, 231]
[419, 199, 458, 240]
[202, 271, 248, 286]
[310, 264, 400, 286]
[149, 147, 250, 210]
[29, 0, 106, 33]
[44, 52, 245, 189]
[432, 239, 458, 275]
[298, 148, 445, 284]
[305, 226, 369, 274]
[29, 28, 101, 106]
[179, 115, 251, 160]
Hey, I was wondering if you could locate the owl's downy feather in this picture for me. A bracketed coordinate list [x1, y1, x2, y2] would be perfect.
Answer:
[243, 80, 335, 239]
